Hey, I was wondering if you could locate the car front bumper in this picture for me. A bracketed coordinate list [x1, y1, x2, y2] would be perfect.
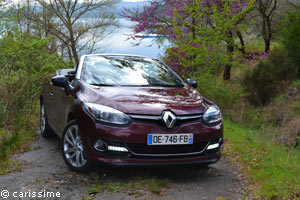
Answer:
[90, 153, 222, 166]
[76, 107, 223, 166]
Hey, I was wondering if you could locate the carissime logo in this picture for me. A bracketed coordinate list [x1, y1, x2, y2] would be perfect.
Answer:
[0, 189, 61, 199]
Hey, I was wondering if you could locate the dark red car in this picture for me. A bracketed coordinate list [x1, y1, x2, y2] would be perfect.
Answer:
[40, 54, 223, 172]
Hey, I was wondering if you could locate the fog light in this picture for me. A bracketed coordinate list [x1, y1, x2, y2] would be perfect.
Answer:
[94, 139, 108, 151]
[207, 143, 220, 150]
[107, 145, 128, 152]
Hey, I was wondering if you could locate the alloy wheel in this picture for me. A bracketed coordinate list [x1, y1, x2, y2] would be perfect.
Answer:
[63, 125, 87, 168]
[40, 104, 46, 133]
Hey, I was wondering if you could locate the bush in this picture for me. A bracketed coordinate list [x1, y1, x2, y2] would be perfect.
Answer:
[0, 33, 71, 172]
[281, 11, 300, 76]
[242, 48, 297, 106]
[0, 33, 69, 124]
[0, 100, 5, 126]
[196, 73, 245, 111]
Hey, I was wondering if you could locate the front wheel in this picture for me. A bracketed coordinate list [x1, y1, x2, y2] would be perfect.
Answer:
[61, 120, 91, 172]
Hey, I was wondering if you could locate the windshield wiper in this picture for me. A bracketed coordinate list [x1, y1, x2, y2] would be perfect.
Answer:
[89, 83, 184, 87]
[147, 84, 184, 87]
[89, 83, 117, 87]
[119, 84, 184, 87]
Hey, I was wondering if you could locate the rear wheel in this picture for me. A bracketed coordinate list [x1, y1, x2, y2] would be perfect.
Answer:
[61, 120, 91, 172]
[40, 103, 53, 138]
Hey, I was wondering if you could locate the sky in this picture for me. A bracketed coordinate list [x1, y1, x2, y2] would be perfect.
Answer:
[123, 0, 146, 1]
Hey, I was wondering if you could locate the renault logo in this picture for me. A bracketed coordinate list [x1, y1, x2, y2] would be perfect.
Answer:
[162, 111, 176, 128]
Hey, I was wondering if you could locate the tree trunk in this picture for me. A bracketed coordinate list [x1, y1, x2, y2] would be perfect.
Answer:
[68, 24, 79, 65]
[262, 15, 272, 52]
[236, 30, 246, 54]
[264, 38, 270, 52]
[265, 17, 272, 52]
[223, 31, 234, 80]
[70, 39, 79, 65]
[223, 64, 231, 80]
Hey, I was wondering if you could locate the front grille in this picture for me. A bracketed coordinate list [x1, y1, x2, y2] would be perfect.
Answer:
[126, 142, 208, 155]
[130, 113, 203, 130]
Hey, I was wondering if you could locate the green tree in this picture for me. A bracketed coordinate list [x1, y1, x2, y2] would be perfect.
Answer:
[0, 33, 69, 125]
[254, 0, 278, 52]
[171, 0, 253, 80]
[281, 10, 300, 76]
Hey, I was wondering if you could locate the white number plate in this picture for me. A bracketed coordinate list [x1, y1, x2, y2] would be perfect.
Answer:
[147, 133, 193, 145]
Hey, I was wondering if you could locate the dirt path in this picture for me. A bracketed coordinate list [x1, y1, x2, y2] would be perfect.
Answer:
[0, 133, 247, 200]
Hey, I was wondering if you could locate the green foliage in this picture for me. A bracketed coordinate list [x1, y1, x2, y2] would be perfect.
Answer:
[0, 32, 69, 171]
[0, 118, 33, 174]
[143, 177, 169, 194]
[195, 73, 267, 129]
[0, 132, 20, 162]
[225, 120, 300, 199]
[0, 33, 69, 119]
[0, 33, 66, 74]
[196, 73, 246, 111]
[295, 100, 300, 115]
[242, 48, 297, 106]
[243, 64, 277, 105]
[281, 11, 300, 76]
[0, 100, 5, 126]
[169, 0, 253, 78]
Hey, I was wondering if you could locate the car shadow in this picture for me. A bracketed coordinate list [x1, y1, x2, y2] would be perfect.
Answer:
[89, 163, 223, 184]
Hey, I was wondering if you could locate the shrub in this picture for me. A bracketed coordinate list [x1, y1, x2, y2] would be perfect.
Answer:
[196, 73, 245, 111]
[0, 33, 71, 171]
[242, 48, 297, 106]
[281, 11, 300, 76]
[0, 33, 69, 124]
[0, 100, 5, 126]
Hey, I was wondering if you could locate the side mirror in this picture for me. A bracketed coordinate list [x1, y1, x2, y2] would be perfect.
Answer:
[187, 79, 198, 88]
[51, 75, 71, 95]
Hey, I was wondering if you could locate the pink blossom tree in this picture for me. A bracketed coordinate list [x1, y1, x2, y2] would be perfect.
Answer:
[122, 0, 253, 80]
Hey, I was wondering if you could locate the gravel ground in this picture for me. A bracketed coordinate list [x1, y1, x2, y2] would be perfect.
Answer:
[0, 133, 248, 200]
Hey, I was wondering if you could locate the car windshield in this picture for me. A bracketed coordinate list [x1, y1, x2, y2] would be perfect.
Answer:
[81, 56, 184, 87]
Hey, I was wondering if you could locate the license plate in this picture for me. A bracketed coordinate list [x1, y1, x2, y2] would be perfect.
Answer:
[147, 133, 193, 145]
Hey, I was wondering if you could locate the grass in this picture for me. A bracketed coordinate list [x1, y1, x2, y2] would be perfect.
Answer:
[224, 119, 300, 199]
[0, 113, 38, 174]
[244, 36, 281, 53]
[0, 130, 35, 174]
[84, 177, 170, 199]
[295, 100, 300, 115]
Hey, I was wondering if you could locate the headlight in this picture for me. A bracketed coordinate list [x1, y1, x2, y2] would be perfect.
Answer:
[203, 105, 222, 124]
[83, 103, 131, 125]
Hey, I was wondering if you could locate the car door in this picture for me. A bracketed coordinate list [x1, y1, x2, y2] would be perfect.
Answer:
[47, 69, 77, 136]
[42, 76, 58, 132]
[51, 84, 73, 137]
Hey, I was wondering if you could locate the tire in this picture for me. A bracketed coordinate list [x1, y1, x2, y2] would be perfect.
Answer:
[40, 102, 53, 138]
[61, 120, 91, 172]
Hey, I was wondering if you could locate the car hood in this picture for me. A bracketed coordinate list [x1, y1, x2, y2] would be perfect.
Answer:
[78, 83, 209, 116]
